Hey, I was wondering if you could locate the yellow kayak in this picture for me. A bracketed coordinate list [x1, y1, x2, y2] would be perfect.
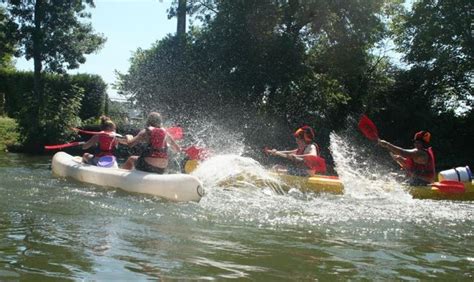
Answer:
[275, 173, 474, 201]
[185, 159, 473, 200]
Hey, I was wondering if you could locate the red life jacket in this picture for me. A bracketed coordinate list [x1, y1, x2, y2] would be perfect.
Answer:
[405, 147, 436, 182]
[146, 127, 168, 159]
[296, 143, 321, 170]
[97, 132, 117, 157]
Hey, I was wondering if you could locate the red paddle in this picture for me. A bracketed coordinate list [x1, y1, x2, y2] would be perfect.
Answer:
[72, 126, 182, 140]
[358, 114, 379, 141]
[166, 127, 184, 140]
[44, 141, 85, 150]
[184, 146, 209, 160]
[431, 180, 466, 194]
[71, 128, 123, 138]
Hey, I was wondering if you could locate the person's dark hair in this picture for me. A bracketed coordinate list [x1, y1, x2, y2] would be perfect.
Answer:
[146, 112, 162, 127]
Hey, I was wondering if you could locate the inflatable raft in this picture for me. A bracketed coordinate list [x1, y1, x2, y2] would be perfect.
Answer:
[276, 173, 474, 201]
[52, 152, 204, 202]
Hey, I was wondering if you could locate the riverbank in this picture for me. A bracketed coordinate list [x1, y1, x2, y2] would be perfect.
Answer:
[0, 116, 19, 152]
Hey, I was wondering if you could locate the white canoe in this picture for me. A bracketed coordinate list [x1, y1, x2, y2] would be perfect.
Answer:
[51, 152, 204, 202]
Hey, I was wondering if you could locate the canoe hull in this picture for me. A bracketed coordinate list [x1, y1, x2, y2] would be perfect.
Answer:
[278, 173, 474, 201]
[52, 152, 203, 202]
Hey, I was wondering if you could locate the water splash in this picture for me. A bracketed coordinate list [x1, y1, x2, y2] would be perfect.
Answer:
[192, 129, 474, 228]
[329, 132, 412, 201]
[191, 154, 286, 195]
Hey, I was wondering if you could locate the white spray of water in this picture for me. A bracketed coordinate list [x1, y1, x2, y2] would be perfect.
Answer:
[191, 128, 474, 228]
[191, 154, 286, 195]
[329, 132, 412, 201]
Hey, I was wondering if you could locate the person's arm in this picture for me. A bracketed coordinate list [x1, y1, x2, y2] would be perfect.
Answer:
[117, 136, 129, 145]
[389, 152, 408, 168]
[165, 133, 181, 153]
[266, 148, 297, 159]
[126, 129, 147, 147]
[82, 135, 99, 150]
[378, 139, 418, 159]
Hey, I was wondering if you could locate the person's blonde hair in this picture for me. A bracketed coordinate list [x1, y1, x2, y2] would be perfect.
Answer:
[100, 115, 116, 131]
[146, 112, 162, 127]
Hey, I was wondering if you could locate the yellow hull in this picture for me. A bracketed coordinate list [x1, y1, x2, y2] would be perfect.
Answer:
[277, 173, 474, 201]
[186, 160, 473, 200]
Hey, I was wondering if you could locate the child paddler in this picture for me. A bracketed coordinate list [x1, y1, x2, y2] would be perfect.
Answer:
[81, 116, 124, 168]
[378, 131, 436, 185]
[265, 126, 322, 176]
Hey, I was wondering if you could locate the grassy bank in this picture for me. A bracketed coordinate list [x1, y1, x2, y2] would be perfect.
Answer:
[0, 116, 19, 152]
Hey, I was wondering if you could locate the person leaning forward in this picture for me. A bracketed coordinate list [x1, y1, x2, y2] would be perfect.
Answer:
[378, 131, 436, 185]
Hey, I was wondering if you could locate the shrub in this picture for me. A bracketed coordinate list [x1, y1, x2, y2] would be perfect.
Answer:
[0, 116, 19, 151]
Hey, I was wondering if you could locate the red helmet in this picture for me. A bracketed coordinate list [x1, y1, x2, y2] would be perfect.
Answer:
[294, 126, 315, 144]
[413, 131, 431, 144]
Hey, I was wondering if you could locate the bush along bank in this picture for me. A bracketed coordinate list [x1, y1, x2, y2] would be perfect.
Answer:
[0, 116, 19, 152]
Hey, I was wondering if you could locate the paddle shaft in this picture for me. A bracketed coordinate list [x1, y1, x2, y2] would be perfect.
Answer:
[44, 141, 85, 150]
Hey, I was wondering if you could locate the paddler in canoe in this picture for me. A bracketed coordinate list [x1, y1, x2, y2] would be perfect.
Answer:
[378, 131, 436, 185]
[122, 112, 181, 174]
[265, 126, 326, 176]
[80, 116, 125, 168]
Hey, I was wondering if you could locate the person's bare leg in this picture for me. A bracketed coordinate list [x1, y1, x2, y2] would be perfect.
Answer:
[82, 153, 94, 163]
[122, 156, 138, 170]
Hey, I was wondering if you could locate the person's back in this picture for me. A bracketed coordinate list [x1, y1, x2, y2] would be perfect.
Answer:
[122, 112, 181, 174]
[82, 116, 119, 168]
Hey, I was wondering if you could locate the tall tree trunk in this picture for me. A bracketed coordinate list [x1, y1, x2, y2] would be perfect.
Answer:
[104, 93, 109, 115]
[177, 0, 186, 37]
[33, 0, 44, 107]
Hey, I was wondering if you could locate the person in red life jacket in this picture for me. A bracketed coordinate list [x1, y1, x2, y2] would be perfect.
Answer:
[378, 131, 436, 185]
[122, 112, 181, 174]
[265, 126, 321, 176]
[82, 116, 122, 167]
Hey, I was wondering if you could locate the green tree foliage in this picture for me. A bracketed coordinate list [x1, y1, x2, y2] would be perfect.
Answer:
[0, 6, 16, 70]
[107, 99, 130, 127]
[17, 74, 83, 150]
[0, 70, 107, 121]
[0, 116, 19, 151]
[2, 0, 105, 148]
[394, 0, 473, 112]
[0, 70, 34, 117]
[118, 0, 399, 145]
[3, 0, 106, 73]
[72, 73, 107, 121]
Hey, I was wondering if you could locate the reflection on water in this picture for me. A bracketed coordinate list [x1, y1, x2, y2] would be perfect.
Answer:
[0, 131, 473, 280]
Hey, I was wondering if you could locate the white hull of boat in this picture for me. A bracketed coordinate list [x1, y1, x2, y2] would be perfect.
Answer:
[51, 152, 204, 202]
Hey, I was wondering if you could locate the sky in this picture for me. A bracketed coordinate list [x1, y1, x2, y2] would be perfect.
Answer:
[15, 0, 177, 100]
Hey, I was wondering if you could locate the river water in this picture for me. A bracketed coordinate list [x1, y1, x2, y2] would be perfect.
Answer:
[1, 134, 473, 280]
